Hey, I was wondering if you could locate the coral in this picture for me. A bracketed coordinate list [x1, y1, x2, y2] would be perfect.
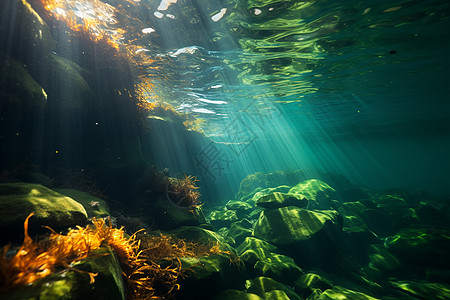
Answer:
[0, 213, 232, 299]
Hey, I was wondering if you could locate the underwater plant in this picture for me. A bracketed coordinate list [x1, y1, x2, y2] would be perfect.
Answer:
[0, 213, 231, 299]
[167, 175, 202, 211]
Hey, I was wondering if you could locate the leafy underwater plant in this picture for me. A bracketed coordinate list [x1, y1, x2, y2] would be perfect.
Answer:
[0, 213, 232, 299]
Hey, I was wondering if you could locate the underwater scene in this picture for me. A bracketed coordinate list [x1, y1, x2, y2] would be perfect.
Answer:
[1, 0, 450, 299]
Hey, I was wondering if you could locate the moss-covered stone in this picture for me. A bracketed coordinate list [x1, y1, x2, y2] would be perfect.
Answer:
[362, 244, 402, 280]
[226, 219, 253, 246]
[251, 186, 291, 203]
[252, 207, 343, 267]
[337, 201, 368, 232]
[289, 179, 337, 210]
[0, 55, 47, 109]
[178, 253, 245, 300]
[225, 200, 254, 217]
[55, 188, 109, 218]
[317, 286, 380, 300]
[256, 192, 308, 209]
[254, 253, 303, 285]
[237, 237, 280, 266]
[207, 209, 239, 229]
[213, 289, 263, 300]
[264, 289, 291, 300]
[246, 276, 302, 300]
[253, 207, 341, 246]
[384, 227, 450, 268]
[0, 182, 88, 242]
[390, 281, 450, 300]
[295, 273, 333, 298]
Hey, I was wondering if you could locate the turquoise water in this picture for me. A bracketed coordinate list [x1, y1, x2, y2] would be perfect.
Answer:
[133, 0, 450, 198]
[1, 0, 450, 299]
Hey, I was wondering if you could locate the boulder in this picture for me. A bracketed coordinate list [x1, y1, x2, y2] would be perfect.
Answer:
[237, 237, 280, 265]
[225, 200, 254, 217]
[256, 192, 308, 209]
[254, 253, 303, 285]
[207, 209, 238, 229]
[384, 227, 450, 268]
[226, 219, 253, 246]
[55, 188, 110, 218]
[251, 186, 291, 203]
[289, 179, 337, 210]
[0, 182, 88, 243]
[252, 207, 343, 267]
[246, 276, 302, 300]
[294, 273, 333, 299]
[390, 281, 450, 300]
[213, 289, 263, 300]
[317, 286, 380, 300]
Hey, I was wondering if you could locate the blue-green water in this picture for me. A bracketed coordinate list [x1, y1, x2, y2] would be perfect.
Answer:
[132, 0, 450, 198]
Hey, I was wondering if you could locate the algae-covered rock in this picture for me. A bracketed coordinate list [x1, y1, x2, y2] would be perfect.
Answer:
[384, 227, 450, 268]
[0, 55, 47, 109]
[213, 289, 263, 300]
[289, 179, 337, 210]
[295, 273, 333, 298]
[252, 207, 343, 267]
[363, 244, 402, 280]
[0, 0, 56, 58]
[251, 186, 291, 203]
[145, 196, 206, 230]
[264, 289, 291, 300]
[237, 237, 280, 266]
[390, 281, 450, 300]
[317, 285, 380, 300]
[55, 188, 110, 218]
[0, 182, 88, 242]
[226, 219, 253, 246]
[337, 201, 368, 232]
[207, 209, 239, 229]
[253, 207, 342, 246]
[256, 192, 308, 209]
[2, 247, 125, 300]
[246, 276, 302, 300]
[225, 200, 254, 217]
[254, 253, 303, 285]
[178, 253, 245, 300]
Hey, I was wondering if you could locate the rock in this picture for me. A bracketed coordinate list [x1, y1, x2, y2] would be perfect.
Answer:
[213, 289, 263, 300]
[256, 192, 308, 209]
[252, 207, 343, 267]
[289, 179, 337, 210]
[384, 227, 450, 268]
[235, 170, 308, 202]
[0, 0, 56, 60]
[264, 289, 291, 300]
[251, 186, 291, 202]
[168, 225, 226, 246]
[390, 281, 450, 300]
[225, 200, 254, 217]
[295, 273, 333, 298]
[207, 209, 238, 229]
[145, 196, 206, 230]
[226, 219, 253, 246]
[0, 182, 88, 243]
[246, 276, 302, 300]
[55, 188, 110, 218]
[337, 201, 368, 232]
[178, 253, 244, 300]
[254, 253, 303, 285]
[363, 244, 402, 280]
[317, 286, 380, 300]
[0, 55, 47, 110]
[237, 237, 280, 266]
[1, 247, 125, 300]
